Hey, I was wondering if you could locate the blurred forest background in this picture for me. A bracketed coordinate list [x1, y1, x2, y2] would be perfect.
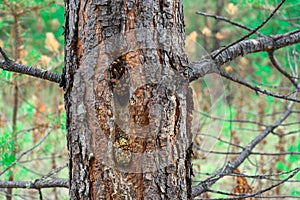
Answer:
[0, 0, 299, 199]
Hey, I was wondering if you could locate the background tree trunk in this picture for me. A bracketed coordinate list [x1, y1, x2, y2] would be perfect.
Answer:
[63, 0, 193, 199]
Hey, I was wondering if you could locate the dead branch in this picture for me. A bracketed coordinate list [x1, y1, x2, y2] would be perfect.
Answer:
[0, 179, 68, 189]
[0, 47, 62, 85]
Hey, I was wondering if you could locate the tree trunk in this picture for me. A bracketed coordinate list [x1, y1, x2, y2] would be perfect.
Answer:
[63, 0, 193, 199]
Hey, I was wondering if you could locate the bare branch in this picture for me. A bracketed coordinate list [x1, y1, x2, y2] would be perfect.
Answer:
[41, 163, 68, 180]
[192, 92, 297, 197]
[196, 110, 269, 127]
[0, 47, 62, 85]
[0, 179, 68, 189]
[196, 11, 264, 37]
[214, 29, 300, 67]
[268, 51, 299, 87]
[212, 0, 286, 59]
[188, 30, 300, 80]
[188, 30, 300, 102]
[38, 188, 43, 200]
[219, 69, 300, 102]
[206, 167, 299, 199]
[188, 57, 219, 81]
[196, 147, 300, 156]
[0, 117, 58, 177]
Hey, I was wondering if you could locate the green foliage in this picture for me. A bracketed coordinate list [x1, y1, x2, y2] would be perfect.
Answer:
[287, 142, 300, 163]
[291, 190, 300, 196]
[25, 48, 42, 66]
[276, 161, 289, 171]
[60, 112, 67, 131]
[0, 128, 16, 178]
[0, 70, 12, 80]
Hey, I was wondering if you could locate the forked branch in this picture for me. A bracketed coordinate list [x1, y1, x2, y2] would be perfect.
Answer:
[188, 30, 300, 102]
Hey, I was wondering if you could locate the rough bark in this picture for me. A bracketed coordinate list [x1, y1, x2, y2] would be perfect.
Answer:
[63, 0, 193, 199]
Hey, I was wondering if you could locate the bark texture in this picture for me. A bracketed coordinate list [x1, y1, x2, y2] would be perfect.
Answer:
[63, 0, 193, 199]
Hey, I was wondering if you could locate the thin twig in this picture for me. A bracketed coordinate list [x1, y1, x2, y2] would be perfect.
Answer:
[212, 0, 286, 59]
[196, 147, 300, 156]
[41, 163, 68, 180]
[205, 167, 299, 199]
[38, 188, 43, 200]
[0, 128, 53, 177]
[196, 110, 269, 126]
[219, 69, 300, 103]
[0, 111, 59, 177]
[268, 51, 299, 87]
[196, 11, 264, 37]
[192, 90, 297, 197]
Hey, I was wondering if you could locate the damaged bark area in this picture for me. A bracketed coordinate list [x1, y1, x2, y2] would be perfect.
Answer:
[64, 0, 193, 199]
